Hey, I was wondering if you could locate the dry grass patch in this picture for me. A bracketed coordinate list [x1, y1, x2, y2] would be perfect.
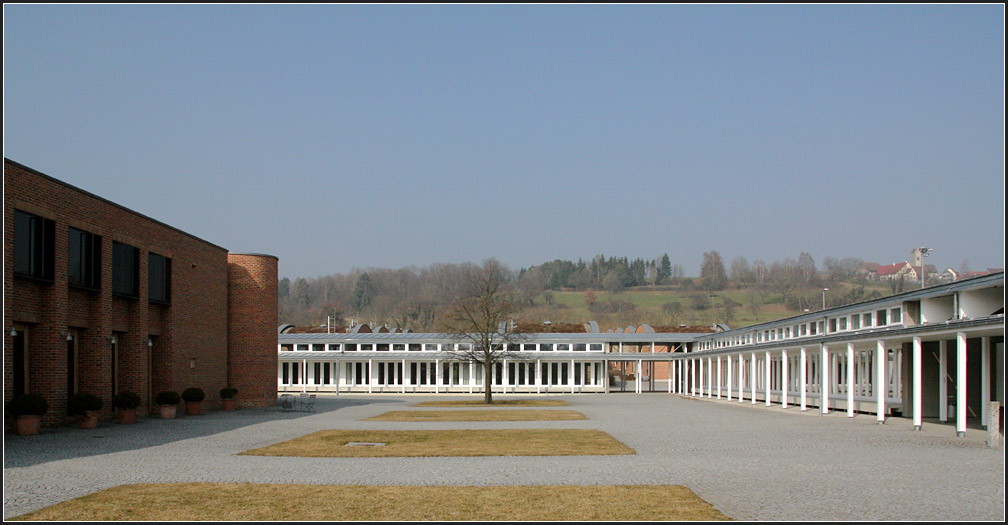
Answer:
[12, 483, 730, 521]
[240, 429, 633, 457]
[414, 398, 570, 407]
[365, 409, 586, 421]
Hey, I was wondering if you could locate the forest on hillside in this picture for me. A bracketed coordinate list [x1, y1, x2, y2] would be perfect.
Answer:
[278, 252, 906, 332]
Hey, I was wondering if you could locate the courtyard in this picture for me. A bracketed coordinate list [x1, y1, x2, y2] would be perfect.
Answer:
[3, 393, 1004, 521]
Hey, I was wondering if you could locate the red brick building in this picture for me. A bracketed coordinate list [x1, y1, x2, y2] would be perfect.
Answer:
[4, 158, 278, 430]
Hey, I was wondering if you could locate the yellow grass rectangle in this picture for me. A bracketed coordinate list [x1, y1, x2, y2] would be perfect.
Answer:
[12, 483, 730, 521]
[365, 409, 586, 421]
[414, 398, 570, 407]
[240, 429, 633, 457]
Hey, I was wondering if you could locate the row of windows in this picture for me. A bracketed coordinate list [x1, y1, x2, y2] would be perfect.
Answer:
[280, 343, 607, 352]
[13, 209, 171, 303]
[700, 306, 905, 350]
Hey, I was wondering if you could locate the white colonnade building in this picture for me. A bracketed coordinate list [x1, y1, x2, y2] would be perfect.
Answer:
[277, 272, 1004, 435]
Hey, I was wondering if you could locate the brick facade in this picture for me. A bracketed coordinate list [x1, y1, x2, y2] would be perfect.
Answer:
[4, 159, 278, 431]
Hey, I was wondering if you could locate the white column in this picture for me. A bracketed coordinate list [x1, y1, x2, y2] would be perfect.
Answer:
[750, 352, 757, 404]
[847, 343, 855, 417]
[726, 354, 733, 401]
[637, 359, 643, 394]
[691, 358, 697, 397]
[939, 340, 948, 422]
[982, 337, 991, 427]
[698, 357, 704, 397]
[738, 355, 744, 402]
[758, 352, 766, 405]
[469, 361, 474, 394]
[367, 359, 373, 394]
[402, 359, 407, 394]
[876, 340, 886, 424]
[707, 357, 713, 398]
[800, 347, 807, 411]
[913, 336, 923, 430]
[668, 358, 672, 394]
[781, 350, 789, 408]
[334, 359, 341, 396]
[957, 332, 967, 436]
[536, 359, 542, 394]
[573, 359, 578, 394]
[302, 359, 308, 393]
[716, 356, 722, 399]
[820, 345, 829, 414]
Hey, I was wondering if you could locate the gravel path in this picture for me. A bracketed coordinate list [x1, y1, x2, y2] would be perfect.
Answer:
[4, 393, 1005, 520]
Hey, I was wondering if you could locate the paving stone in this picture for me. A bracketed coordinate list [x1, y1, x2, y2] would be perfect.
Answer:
[3, 393, 1004, 520]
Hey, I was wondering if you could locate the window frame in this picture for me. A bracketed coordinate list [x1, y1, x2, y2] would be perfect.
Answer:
[13, 210, 55, 282]
[112, 241, 140, 298]
[148, 251, 171, 304]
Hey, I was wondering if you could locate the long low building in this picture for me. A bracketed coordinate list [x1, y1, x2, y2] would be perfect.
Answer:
[277, 272, 1004, 435]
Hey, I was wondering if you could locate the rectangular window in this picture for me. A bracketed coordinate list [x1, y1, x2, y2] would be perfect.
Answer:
[112, 242, 139, 297]
[876, 309, 888, 326]
[14, 210, 55, 281]
[68, 227, 101, 289]
[148, 252, 171, 303]
[863, 313, 873, 328]
[850, 315, 860, 330]
[889, 307, 902, 324]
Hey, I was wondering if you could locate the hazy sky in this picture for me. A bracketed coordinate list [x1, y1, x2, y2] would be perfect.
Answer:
[4, 4, 1004, 280]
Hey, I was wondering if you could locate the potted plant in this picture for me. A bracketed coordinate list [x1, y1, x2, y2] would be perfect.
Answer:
[8, 393, 48, 436]
[155, 390, 181, 419]
[112, 390, 142, 424]
[220, 387, 238, 411]
[182, 387, 205, 416]
[68, 392, 103, 429]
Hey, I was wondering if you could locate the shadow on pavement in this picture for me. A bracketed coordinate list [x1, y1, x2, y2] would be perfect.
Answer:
[3, 395, 399, 468]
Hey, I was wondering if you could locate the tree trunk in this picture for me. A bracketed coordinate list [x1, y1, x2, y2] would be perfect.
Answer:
[484, 360, 493, 404]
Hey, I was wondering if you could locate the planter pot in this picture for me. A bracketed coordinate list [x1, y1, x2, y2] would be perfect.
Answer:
[159, 404, 177, 419]
[222, 398, 236, 411]
[185, 401, 202, 416]
[15, 415, 41, 436]
[78, 410, 99, 429]
[117, 408, 138, 424]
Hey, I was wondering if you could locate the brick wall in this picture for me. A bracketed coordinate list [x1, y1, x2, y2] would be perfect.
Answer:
[227, 254, 279, 408]
[4, 159, 248, 430]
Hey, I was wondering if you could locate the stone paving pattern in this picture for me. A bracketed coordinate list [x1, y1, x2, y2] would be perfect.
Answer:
[4, 393, 1005, 521]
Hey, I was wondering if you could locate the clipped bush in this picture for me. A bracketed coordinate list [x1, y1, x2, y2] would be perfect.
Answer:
[8, 393, 49, 417]
[112, 390, 142, 410]
[68, 392, 104, 416]
[155, 390, 181, 406]
[181, 387, 205, 403]
[219, 387, 238, 399]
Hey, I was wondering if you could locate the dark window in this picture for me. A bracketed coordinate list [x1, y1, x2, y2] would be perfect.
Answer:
[148, 252, 171, 303]
[112, 242, 139, 297]
[13, 210, 55, 281]
[68, 227, 102, 290]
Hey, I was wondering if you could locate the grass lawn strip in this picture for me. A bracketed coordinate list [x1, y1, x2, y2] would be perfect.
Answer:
[240, 429, 634, 457]
[11, 483, 730, 521]
[413, 399, 570, 407]
[365, 409, 586, 421]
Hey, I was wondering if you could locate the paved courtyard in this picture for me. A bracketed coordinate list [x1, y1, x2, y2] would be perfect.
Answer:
[3, 393, 1005, 521]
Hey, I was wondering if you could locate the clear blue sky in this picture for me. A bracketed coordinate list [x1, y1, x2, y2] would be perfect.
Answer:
[4, 4, 1004, 280]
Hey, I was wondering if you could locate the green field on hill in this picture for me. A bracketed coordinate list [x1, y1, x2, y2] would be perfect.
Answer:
[512, 281, 891, 331]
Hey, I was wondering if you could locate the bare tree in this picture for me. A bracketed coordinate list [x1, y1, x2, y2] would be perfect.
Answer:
[438, 259, 525, 404]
